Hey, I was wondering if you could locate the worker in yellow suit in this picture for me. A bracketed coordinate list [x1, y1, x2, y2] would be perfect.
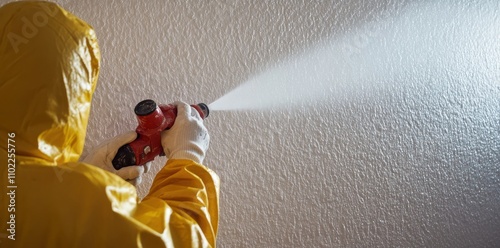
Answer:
[0, 1, 219, 247]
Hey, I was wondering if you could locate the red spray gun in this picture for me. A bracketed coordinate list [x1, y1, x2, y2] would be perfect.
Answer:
[112, 99, 209, 170]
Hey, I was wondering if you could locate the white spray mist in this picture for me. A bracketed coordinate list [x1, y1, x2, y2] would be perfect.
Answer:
[209, 1, 500, 111]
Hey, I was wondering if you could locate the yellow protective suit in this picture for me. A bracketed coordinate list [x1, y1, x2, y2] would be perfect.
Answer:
[0, 2, 219, 247]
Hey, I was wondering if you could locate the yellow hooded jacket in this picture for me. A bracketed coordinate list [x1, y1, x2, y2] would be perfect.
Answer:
[0, 2, 219, 247]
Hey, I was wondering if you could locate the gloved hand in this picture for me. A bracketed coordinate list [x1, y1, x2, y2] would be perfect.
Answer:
[161, 101, 210, 164]
[81, 131, 151, 185]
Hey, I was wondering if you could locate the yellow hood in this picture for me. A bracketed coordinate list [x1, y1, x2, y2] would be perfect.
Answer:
[0, 1, 100, 165]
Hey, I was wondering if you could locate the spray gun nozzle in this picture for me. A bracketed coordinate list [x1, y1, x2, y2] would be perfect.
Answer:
[197, 103, 209, 118]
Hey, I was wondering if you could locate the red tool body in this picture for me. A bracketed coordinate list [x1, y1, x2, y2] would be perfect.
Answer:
[112, 99, 209, 170]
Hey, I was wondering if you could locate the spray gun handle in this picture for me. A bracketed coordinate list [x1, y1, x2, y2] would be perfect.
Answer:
[112, 144, 137, 170]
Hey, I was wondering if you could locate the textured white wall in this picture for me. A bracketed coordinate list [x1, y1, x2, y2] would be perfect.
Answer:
[4, 0, 499, 247]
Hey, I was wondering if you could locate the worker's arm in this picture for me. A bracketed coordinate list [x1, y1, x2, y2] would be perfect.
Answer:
[134, 102, 218, 247]
[137, 159, 219, 247]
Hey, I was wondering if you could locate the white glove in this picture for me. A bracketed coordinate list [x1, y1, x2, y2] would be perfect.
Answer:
[81, 131, 151, 185]
[161, 102, 210, 164]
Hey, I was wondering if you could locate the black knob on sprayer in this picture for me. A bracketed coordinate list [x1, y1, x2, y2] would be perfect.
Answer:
[134, 99, 157, 116]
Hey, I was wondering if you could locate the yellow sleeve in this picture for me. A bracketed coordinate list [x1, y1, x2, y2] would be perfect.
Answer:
[134, 159, 220, 247]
